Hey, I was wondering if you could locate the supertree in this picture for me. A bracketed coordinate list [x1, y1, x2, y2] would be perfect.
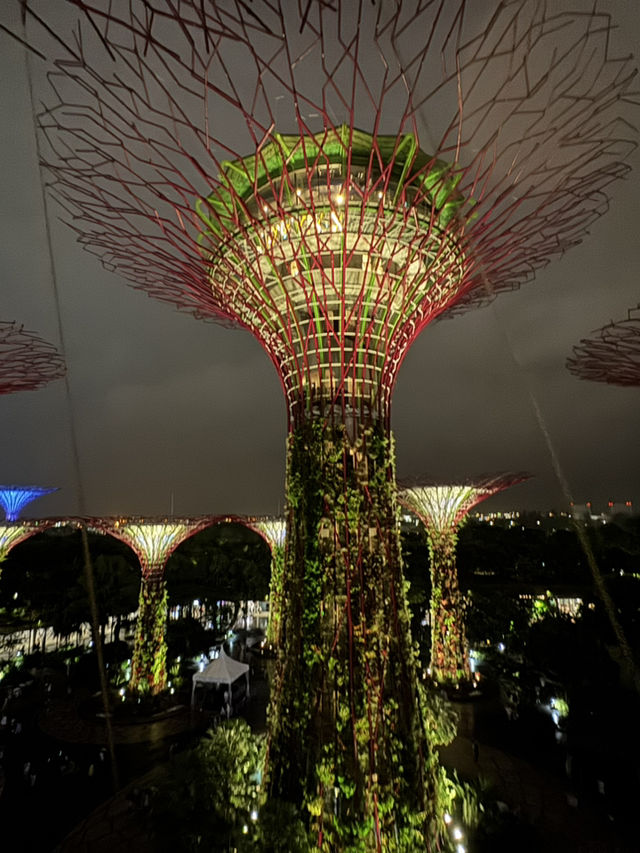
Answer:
[567, 305, 640, 386]
[87, 517, 213, 693]
[0, 522, 41, 567]
[14, 0, 637, 845]
[249, 517, 286, 648]
[0, 321, 65, 394]
[0, 485, 58, 521]
[398, 474, 529, 688]
[0, 518, 60, 577]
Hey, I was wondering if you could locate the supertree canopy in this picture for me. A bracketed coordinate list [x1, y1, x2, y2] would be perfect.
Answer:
[0, 321, 65, 394]
[0, 485, 58, 521]
[398, 474, 529, 687]
[0, 519, 59, 577]
[88, 517, 213, 693]
[250, 517, 286, 648]
[15, 0, 637, 845]
[0, 523, 38, 567]
[567, 305, 640, 386]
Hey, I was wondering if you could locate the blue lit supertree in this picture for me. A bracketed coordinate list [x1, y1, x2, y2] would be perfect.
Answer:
[0, 485, 58, 521]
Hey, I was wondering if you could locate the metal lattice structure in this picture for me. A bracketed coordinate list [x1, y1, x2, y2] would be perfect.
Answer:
[0, 321, 65, 395]
[398, 474, 530, 686]
[0, 485, 58, 521]
[567, 305, 640, 386]
[0, 522, 38, 565]
[88, 516, 213, 693]
[0, 518, 66, 573]
[14, 0, 637, 844]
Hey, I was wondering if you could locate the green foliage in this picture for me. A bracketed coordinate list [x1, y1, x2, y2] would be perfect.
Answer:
[419, 682, 458, 747]
[0, 529, 138, 638]
[130, 574, 168, 694]
[151, 719, 263, 852]
[166, 523, 270, 626]
[266, 419, 444, 848]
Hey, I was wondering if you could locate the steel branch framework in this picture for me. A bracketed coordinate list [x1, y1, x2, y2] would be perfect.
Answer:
[0, 321, 65, 395]
[17, 1, 637, 424]
[567, 305, 640, 386]
[13, 0, 638, 845]
[398, 473, 529, 685]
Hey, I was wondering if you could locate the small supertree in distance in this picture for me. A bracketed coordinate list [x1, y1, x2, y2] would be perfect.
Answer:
[0, 321, 65, 394]
[398, 474, 530, 689]
[0, 518, 60, 576]
[88, 517, 213, 694]
[0, 485, 58, 521]
[0, 522, 39, 570]
[250, 517, 286, 648]
[16, 1, 637, 845]
[567, 305, 640, 387]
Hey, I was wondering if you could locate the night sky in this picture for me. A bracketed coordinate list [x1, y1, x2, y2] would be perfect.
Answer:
[0, 1, 638, 520]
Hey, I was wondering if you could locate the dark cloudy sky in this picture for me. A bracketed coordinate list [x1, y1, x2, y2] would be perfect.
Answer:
[0, 1, 638, 520]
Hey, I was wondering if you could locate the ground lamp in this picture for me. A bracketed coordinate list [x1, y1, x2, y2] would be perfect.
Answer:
[87, 517, 212, 694]
[16, 0, 636, 844]
[398, 474, 529, 688]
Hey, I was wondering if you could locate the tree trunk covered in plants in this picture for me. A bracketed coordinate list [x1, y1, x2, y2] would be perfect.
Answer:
[266, 544, 285, 648]
[265, 419, 442, 849]
[428, 532, 471, 686]
[130, 570, 168, 694]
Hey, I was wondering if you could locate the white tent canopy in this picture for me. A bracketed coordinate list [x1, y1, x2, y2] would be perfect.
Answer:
[191, 649, 250, 710]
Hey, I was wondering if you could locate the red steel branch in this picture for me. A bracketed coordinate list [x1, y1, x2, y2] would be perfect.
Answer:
[567, 305, 640, 387]
[0, 321, 65, 395]
[12, 1, 637, 426]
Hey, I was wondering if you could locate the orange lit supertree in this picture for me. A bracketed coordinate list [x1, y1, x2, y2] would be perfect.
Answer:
[15, 1, 637, 844]
[567, 305, 640, 386]
[398, 474, 529, 689]
[0, 321, 64, 394]
[88, 516, 214, 693]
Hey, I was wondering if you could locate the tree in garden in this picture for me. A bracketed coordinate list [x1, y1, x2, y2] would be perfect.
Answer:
[567, 305, 640, 387]
[88, 517, 213, 694]
[0, 320, 65, 394]
[166, 519, 271, 629]
[250, 518, 286, 648]
[398, 475, 529, 687]
[0, 485, 58, 521]
[15, 0, 637, 844]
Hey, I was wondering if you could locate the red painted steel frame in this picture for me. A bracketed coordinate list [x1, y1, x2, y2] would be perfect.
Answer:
[12, 1, 636, 425]
[399, 472, 532, 531]
[567, 305, 640, 387]
[0, 321, 65, 395]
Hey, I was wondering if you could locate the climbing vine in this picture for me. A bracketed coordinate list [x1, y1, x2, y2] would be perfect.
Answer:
[427, 532, 472, 686]
[130, 571, 168, 694]
[264, 419, 447, 849]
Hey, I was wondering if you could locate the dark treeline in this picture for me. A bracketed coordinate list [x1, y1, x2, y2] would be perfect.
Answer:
[0, 522, 271, 648]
